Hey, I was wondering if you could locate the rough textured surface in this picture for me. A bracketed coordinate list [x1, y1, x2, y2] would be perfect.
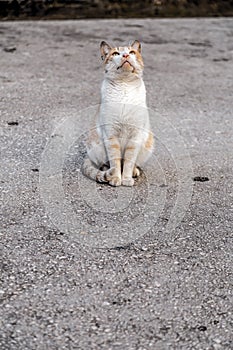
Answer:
[0, 19, 232, 349]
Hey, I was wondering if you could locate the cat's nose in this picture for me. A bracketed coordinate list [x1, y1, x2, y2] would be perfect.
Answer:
[123, 53, 129, 58]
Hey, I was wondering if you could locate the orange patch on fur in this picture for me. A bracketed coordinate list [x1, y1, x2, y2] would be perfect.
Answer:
[111, 144, 121, 150]
[104, 48, 118, 64]
[125, 145, 136, 151]
[145, 132, 154, 150]
[135, 53, 144, 69]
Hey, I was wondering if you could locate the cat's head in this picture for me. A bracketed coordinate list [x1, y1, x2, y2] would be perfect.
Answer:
[100, 40, 144, 79]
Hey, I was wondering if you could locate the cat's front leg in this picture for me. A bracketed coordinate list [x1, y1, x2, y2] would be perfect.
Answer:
[104, 136, 122, 186]
[122, 140, 140, 186]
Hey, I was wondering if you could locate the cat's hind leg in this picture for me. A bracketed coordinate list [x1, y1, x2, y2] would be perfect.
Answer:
[82, 138, 109, 183]
[136, 132, 154, 169]
[100, 161, 110, 172]
[82, 158, 108, 183]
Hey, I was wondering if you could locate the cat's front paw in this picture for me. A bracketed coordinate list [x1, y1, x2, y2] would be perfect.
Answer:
[109, 177, 121, 187]
[122, 177, 134, 187]
[105, 167, 121, 186]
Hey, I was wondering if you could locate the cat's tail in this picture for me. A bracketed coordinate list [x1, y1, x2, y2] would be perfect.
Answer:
[82, 158, 109, 183]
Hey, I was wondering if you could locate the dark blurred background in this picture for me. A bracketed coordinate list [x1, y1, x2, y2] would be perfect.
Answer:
[0, 0, 233, 20]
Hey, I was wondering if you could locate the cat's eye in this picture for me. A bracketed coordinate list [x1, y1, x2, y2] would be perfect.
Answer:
[129, 50, 136, 55]
[112, 51, 120, 56]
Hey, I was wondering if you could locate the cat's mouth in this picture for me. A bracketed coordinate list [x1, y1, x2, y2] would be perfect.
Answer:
[117, 60, 135, 71]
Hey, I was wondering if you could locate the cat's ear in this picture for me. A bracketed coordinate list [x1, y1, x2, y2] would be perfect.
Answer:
[100, 41, 112, 60]
[131, 40, 141, 53]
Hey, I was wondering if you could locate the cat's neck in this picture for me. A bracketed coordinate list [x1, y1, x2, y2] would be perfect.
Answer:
[109, 74, 142, 84]
[101, 76, 146, 106]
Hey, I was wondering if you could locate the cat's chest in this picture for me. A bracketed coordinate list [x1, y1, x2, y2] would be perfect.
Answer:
[101, 79, 146, 106]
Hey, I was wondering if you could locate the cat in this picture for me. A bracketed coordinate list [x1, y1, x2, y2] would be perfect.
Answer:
[82, 40, 154, 187]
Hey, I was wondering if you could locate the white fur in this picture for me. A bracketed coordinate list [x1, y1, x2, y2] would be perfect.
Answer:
[84, 42, 153, 186]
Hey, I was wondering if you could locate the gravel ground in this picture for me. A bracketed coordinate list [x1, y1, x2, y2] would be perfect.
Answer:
[0, 18, 232, 349]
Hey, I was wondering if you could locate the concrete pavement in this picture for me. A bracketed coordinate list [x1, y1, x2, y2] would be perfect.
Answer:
[0, 18, 232, 349]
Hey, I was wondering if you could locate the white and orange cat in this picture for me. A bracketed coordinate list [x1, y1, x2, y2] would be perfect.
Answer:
[82, 40, 154, 186]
